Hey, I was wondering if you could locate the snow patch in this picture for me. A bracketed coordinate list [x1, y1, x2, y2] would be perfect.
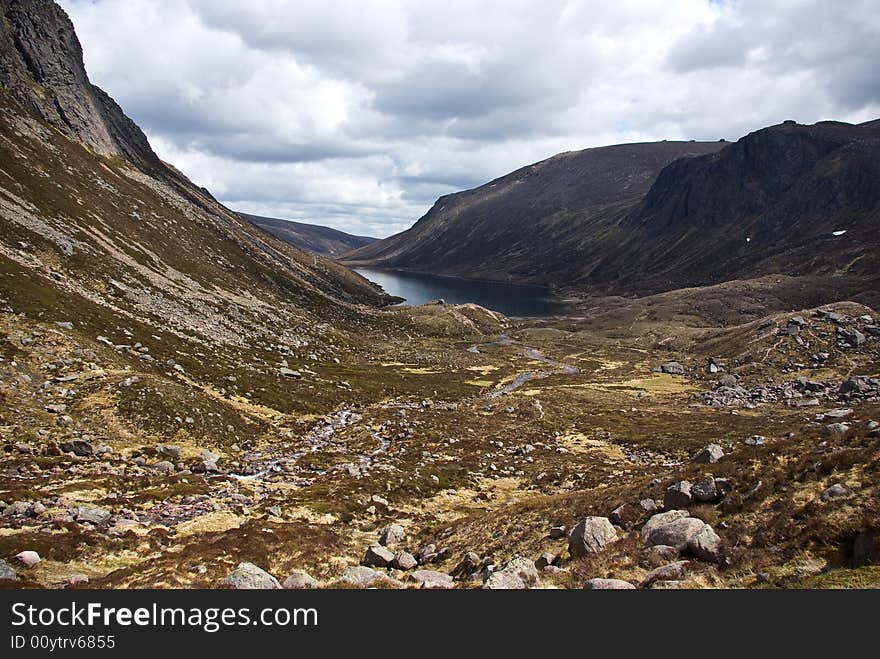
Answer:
[832, 230, 848, 237]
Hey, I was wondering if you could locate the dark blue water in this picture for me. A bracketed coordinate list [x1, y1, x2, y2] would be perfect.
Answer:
[354, 267, 568, 317]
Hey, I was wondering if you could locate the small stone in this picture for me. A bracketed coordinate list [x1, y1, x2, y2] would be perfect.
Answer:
[823, 423, 851, 438]
[549, 525, 567, 539]
[60, 440, 94, 457]
[68, 574, 89, 586]
[451, 552, 481, 577]
[535, 552, 557, 570]
[744, 435, 766, 446]
[157, 445, 182, 459]
[820, 483, 851, 501]
[639, 498, 659, 513]
[74, 505, 111, 525]
[153, 460, 175, 475]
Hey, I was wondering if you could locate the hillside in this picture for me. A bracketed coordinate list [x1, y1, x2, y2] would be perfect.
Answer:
[0, 0, 394, 346]
[344, 140, 727, 283]
[240, 213, 377, 258]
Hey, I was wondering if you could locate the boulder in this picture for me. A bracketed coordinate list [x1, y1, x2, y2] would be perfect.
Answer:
[378, 523, 405, 547]
[641, 510, 690, 540]
[694, 444, 724, 464]
[74, 505, 111, 525]
[664, 481, 693, 509]
[157, 445, 182, 459]
[60, 440, 94, 457]
[451, 551, 481, 577]
[644, 517, 706, 551]
[408, 570, 455, 589]
[153, 460, 175, 475]
[222, 562, 281, 589]
[362, 543, 395, 568]
[0, 559, 18, 581]
[568, 517, 618, 558]
[341, 566, 381, 588]
[282, 570, 319, 589]
[392, 551, 418, 571]
[15, 551, 41, 567]
[661, 362, 686, 375]
[687, 524, 724, 563]
[549, 525, 567, 539]
[482, 557, 540, 590]
[583, 578, 635, 590]
[691, 477, 718, 503]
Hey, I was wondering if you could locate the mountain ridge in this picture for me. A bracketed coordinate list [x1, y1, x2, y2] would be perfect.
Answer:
[239, 213, 377, 258]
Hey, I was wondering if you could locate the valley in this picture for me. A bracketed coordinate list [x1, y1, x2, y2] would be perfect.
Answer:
[0, 0, 878, 592]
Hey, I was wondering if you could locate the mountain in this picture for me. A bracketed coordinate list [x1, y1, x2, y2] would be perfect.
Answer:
[239, 213, 377, 258]
[345, 121, 880, 304]
[343, 140, 727, 283]
[0, 0, 394, 349]
[589, 119, 880, 297]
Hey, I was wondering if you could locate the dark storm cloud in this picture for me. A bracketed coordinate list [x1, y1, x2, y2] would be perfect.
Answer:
[59, 0, 880, 237]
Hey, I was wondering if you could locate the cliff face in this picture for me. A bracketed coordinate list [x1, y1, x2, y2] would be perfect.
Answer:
[0, 0, 160, 169]
[583, 119, 880, 293]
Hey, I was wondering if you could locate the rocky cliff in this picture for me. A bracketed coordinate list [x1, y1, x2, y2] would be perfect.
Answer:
[0, 0, 160, 169]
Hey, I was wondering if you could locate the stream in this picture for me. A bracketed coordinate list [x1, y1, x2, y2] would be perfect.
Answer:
[229, 335, 577, 482]
[469, 334, 580, 397]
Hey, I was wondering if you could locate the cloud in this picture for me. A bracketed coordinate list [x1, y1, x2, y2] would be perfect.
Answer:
[58, 0, 880, 238]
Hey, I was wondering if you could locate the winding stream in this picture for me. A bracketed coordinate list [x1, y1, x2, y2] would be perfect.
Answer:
[229, 335, 578, 482]
[469, 334, 580, 397]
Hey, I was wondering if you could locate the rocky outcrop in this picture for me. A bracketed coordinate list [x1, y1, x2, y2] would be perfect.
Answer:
[0, 0, 160, 170]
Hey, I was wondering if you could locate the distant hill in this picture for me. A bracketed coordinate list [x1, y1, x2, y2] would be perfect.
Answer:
[240, 213, 377, 258]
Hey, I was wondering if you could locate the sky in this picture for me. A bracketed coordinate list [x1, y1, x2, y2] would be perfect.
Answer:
[59, 0, 880, 238]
